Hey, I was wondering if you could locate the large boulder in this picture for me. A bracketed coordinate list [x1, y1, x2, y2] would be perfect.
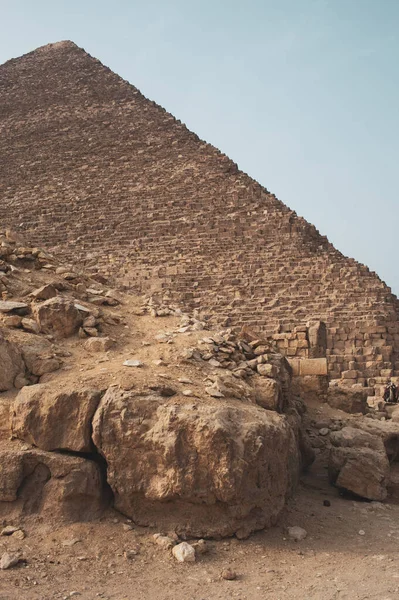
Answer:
[0, 444, 104, 521]
[328, 427, 390, 501]
[352, 419, 399, 462]
[12, 384, 102, 452]
[19, 334, 61, 377]
[32, 297, 83, 338]
[0, 333, 25, 391]
[92, 386, 305, 538]
[327, 386, 368, 414]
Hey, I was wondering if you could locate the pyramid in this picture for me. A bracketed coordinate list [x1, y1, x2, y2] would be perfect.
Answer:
[1, 41, 398, 385]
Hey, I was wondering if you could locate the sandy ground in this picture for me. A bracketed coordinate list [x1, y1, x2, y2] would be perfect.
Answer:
[1, 464, 399, 600]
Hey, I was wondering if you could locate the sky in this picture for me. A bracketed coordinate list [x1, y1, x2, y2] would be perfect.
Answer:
[1, 0, 398, 294]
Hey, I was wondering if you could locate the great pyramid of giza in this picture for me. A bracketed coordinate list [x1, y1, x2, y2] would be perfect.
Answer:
[1, 41, 398, 386]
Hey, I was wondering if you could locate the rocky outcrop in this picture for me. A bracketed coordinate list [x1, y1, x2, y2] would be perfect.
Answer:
[12, 384, 103, 452]
[92, 386, 308, 538]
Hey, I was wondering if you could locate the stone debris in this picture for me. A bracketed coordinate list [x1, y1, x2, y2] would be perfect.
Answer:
[123, 359, 144, 368]
[287, 526, 308, 542]
[84, 337, 115, 352]
[124, 548, 140, 560]
[0, 300, 29, 314]
[0, 552, 22, 570]
[153, 534, 176, 549]
[328, 426, 390, 501]
[172, 542, 196, 563]
[1, 525, 21, 536]
[62, 538, 82, 547]
[221, 568, 237, 580]
[192, 539, 209, 555]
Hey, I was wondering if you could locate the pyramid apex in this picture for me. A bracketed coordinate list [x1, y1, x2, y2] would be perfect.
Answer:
[35, 40, 80, 53]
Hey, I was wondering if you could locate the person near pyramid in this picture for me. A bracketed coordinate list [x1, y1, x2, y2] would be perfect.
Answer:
[383, 381, 398, 403]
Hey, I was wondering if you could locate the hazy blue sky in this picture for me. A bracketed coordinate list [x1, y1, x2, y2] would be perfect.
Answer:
[1, 0, 398, 294]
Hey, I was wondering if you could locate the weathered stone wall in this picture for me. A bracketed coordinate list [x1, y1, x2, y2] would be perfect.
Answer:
[1, 41, 398, 387]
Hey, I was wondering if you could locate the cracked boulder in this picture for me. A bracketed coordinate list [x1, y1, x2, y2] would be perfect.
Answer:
[32, 297, 83, 338]
[0, 444, 104, 521]
[92, 385, 306, 538]
[18, 333, 61, 377]
[0, 333, 25, 392]
[12, 384, 102, 452]
[328, 427, 390, 501]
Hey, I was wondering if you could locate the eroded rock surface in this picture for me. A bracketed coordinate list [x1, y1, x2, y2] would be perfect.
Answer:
[12, 384, 102, 452]
[329, 427, 390, 501]
[0, 444, 104, 521]
[92, 385, 307, 538]
[0, 334, 25, 392]
[32, 297, 83, 338]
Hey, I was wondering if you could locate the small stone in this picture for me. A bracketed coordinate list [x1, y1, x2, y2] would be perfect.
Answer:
[123, 360, 143, 368]
[172, 542, 196, 563]
[287, 526, 307, 541]
[257, 363, 277, 378]
[30, 284, 57, 301]
[205, 386, 224, 398]
[74, 303, 91, 313]
[84, 337, 114, 352]
[124, 548, 139, 560]
[323, 500, 331, 507]
[178, 377, 193, 384]
[155, 333, 171, 343]
[0, 552, 21, 570]
[221, 568, 237, 580]
[2, 315, 22, 328]
[319, 428, 330, 436]
[122, 524, 133, 532]
[62, 538, 81, 547]
[359, 530, 366, 536]
[1, 525, 19, 536]
[0, 300, 29, 314]
[209, 359, 221, 368]
[192, 539, 209, 555]
[153, 534, 175, 549]
[11, 529, 25, 540]
[149, 385, 176, 397]
[21, 318, 41, 333]
[182, 389, 194, 396]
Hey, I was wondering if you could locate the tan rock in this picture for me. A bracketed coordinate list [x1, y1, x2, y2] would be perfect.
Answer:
[0, 334, 25, 392]
[30, 284, 57, 300]
[32, 297, 83, 338]
[253, 377, 283, 412]
[327, 387, 367, 414]
[12, 384, 102, 452]
[256, 363, 278, 378]
[92, 386, 303, 538]
[329, 427, 389, 501]
[84, 337, 115, 352]
[299, 358, 328, 376]
[0, 446, 104, 521]
[21, 317, 40, 334]
[1, 315, 22, 328]
[20, 336, 61, 377]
